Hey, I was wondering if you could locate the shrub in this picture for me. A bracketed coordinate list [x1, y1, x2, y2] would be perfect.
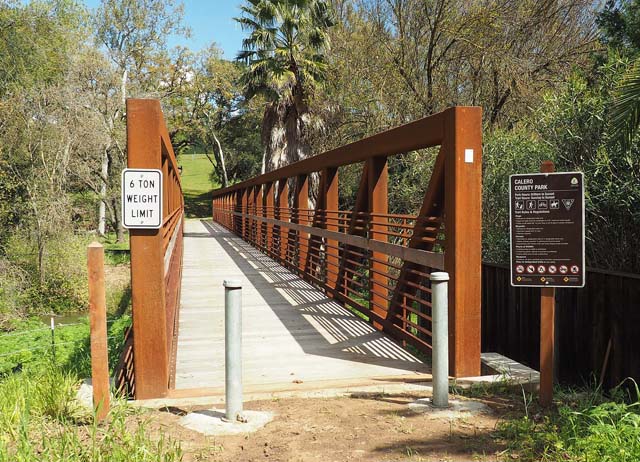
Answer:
[5, 232, 89, 315]
[482, 129, 555, 263]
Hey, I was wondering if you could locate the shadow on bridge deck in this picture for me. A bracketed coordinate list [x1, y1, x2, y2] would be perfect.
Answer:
[174, 219, 430, 395]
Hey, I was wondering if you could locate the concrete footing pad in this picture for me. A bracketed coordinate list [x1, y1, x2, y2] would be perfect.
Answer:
[179, 409, 274, 435]
[408, 398, 489, 419]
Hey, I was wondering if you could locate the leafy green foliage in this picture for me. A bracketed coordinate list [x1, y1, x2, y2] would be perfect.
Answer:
[482, 130, 554, 262]
[498, 384, 640, 461]
[531, 63, 640, 272]
[236, 0, 335, 172]
[0, 314, 131, 377]
[3, 233, 90, 315]
[0, 368, 182, 461]
[236, 0, 334, 102]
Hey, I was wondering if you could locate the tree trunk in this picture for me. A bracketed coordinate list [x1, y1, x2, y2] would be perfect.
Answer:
[37, 236, 45, 286]
[112, 197, 125, 243]
[211, 132, 229, 187]
[121, 68, 128, 108]
[98, 149, 109, 236]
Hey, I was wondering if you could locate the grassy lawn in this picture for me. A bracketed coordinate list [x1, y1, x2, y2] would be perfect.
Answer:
[178, 153, 219, 218]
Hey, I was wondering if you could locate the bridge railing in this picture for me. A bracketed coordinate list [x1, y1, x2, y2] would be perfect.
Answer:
[121, 99, 184, 399]
[211, 107, 482, 377]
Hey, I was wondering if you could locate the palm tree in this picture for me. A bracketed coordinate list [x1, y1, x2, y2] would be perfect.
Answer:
[236, 0, 334, 173]
[610, 58, 640, 150]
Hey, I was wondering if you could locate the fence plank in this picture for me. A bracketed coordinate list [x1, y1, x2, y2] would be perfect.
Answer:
[482, 263, 640, 390]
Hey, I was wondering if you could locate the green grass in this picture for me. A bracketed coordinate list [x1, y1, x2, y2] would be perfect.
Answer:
[0, 289, 179, 460]
[178, 153, 220, 218]
[0, 367, 182, 461]
[99, 232, 130, 265]
[101, 232, 129, 252]
[496, 382, 640, 461]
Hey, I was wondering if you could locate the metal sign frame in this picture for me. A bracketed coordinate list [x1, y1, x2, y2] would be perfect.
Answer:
[121, 168, 163, 229]
[509, 171, 585, 288]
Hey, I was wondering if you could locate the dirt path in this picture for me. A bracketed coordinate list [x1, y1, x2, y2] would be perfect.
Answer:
[142, 391, 515, 461]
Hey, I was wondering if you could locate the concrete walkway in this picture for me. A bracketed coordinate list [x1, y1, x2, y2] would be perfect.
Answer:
[174, 219, 429, 394]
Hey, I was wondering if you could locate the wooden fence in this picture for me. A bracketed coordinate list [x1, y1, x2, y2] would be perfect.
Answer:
[482, 262, 640, 390]
[212, 107, 483, 377]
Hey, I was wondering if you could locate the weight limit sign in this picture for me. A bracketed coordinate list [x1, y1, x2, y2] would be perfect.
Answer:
[509, 172, 585, 288]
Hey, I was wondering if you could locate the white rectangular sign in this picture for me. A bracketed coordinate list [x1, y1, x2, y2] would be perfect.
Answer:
[121, 168, 163, 229]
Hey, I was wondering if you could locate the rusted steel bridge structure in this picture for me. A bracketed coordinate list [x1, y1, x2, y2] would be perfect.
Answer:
[117, 99, 482, 400]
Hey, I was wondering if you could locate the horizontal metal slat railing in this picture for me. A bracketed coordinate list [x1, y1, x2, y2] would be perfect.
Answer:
[212, 106, 483, 377]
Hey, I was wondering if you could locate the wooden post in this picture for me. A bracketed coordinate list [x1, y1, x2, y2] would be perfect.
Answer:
[87, 242, 110, 420]
[324, 168, 339, 289]
[295, 175, 310, 274]
[443, 106, 483, 377]
[368, 157, 388, 330]
[277, 179, 289, 264]
[540, 160, 556, 407]
[126, 99, 169, 399]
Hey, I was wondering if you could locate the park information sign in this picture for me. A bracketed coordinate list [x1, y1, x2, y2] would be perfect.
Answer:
[509, 171, 585, 288]
[121, 169, 163, 229]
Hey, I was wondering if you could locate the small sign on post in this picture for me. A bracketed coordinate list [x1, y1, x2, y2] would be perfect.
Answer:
[509, 162, 586, 407]
[121, 169, 163, 229]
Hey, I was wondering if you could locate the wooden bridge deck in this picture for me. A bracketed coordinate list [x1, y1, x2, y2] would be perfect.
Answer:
[174, 219, 430, 394]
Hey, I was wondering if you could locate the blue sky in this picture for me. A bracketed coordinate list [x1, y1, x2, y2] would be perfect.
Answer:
[83, 1, 246, 59]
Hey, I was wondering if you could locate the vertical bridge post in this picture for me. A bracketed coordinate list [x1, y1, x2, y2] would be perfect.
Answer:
[367, 157, 389, 331]
[443, 107, 482, 377]
[126, 99, 169, 399]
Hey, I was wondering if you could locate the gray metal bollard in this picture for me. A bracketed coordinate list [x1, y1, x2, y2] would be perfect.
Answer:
[430, 271, 449, 408]
[224, 279, 243, 421]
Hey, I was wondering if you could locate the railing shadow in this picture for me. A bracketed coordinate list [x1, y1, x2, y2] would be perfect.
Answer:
[198, 219, 430, 374]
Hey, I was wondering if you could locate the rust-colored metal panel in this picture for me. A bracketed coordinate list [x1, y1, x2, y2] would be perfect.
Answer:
[247, 187, 255, 243]
[368, 157, 389, 331]
[324, 168, 339, 289]
[277, 180, 289, 263]
[443, 106, 483, 377]
[244, 188, 251, 241]
[294, 175, 309, 273]
[126, 99, 169, 399]
[265, 182, 275, 256]
[254, 185, 263, 249]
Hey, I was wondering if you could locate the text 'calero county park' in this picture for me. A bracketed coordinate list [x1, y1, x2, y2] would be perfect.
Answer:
[510, 172, 585, 288]
[121, 169, 163, 229]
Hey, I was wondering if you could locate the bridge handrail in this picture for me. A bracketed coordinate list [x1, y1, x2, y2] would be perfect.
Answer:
[122, 99, 184, 399]
[211, 106, 482, 377]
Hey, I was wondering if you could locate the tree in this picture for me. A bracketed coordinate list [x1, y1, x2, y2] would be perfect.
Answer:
[313, 0, 597, 152]
[93, 0, 189, 239]
[609, 58, 640, 149]
[236, 0, 335, 173]
[600, 0, 640, 149]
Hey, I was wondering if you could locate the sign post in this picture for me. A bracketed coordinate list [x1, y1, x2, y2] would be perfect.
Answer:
[121, 169, 163, 229]
[509, 161, 585, 406]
